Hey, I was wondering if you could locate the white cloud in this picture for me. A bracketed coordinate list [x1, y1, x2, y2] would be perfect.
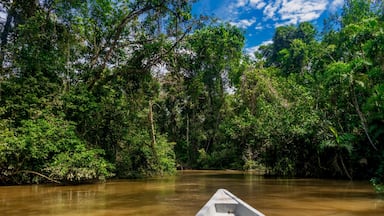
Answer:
[245, 40, 273, 59]
[299, 11, 322, 22]
[231, 0, 268, 11]
[255, 23, 264, 30]
[261, 39, 273, 46]
[230, 17, 257, 29]
[224, 0, 330, 29]
[329, 0, 344, 12]
[236, 0, 248, 8]
[249, 0, 261, 5]
[274, 20, 295, 27]
[245, 46, 260, 58]
[263, 0, 283, 20]
[250, 0, 267, 9]
[224, 0, 341, 27]
[262, 0, 329, 25]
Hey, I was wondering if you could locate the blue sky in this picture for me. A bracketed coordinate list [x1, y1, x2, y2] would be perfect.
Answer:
[192, 0, 345, 55]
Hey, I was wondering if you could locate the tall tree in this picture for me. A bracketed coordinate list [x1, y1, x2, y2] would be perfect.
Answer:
[158, 24, 245, 166]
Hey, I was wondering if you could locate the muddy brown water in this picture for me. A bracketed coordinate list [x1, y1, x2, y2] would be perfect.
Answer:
[0, 170, 383, 215]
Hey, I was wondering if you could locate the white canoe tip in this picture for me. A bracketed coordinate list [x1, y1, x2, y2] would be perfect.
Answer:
[196, 189, 265, 216]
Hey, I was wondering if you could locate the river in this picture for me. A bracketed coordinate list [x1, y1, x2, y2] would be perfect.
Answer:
[0, 170, 383, 215]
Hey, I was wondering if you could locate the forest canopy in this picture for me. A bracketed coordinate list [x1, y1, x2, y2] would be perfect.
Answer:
[0, 0, 383, 191]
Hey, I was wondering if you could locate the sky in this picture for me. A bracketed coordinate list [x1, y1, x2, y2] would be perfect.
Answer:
[192, 0, 345, 55]
[0, 0, 345, 57]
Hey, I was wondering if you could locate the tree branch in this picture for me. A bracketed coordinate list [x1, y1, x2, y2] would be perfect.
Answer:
[18, 170, 62, 184]
[144, 24, 193, 70]
[88, 4, 159, 90]
[351, 83, 377, 150]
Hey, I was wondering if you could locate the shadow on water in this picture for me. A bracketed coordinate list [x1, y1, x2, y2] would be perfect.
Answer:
[0, 170, 383, 216]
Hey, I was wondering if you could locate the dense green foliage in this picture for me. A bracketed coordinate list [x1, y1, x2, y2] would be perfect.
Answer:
[0, 0, 383, 190]
[255, 0, 384, 189]
[0, 0, 196, 184]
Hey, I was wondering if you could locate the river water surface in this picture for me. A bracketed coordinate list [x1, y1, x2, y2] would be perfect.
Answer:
[0, 170, 383, 216]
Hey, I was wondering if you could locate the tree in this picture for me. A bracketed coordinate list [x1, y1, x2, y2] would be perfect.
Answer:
[0, 113, 113, 184]
[158, 24, 245, 167]
[265, 22, 317, 76]
[0, 0, 198, 184]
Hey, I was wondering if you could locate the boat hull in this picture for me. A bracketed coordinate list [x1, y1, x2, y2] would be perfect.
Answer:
[196, 189, 265, 216]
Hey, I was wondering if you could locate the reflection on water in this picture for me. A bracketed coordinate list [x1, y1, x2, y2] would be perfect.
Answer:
[0, 170, 383, 216]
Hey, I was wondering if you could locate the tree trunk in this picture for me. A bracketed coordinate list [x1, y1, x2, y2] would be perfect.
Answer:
[186, 112, 190, 162]
[149, 100, 157, 158]
[351, 84, 377, 150]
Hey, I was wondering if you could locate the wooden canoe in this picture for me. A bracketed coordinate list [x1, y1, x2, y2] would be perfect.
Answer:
[196, 189, 265, 216]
